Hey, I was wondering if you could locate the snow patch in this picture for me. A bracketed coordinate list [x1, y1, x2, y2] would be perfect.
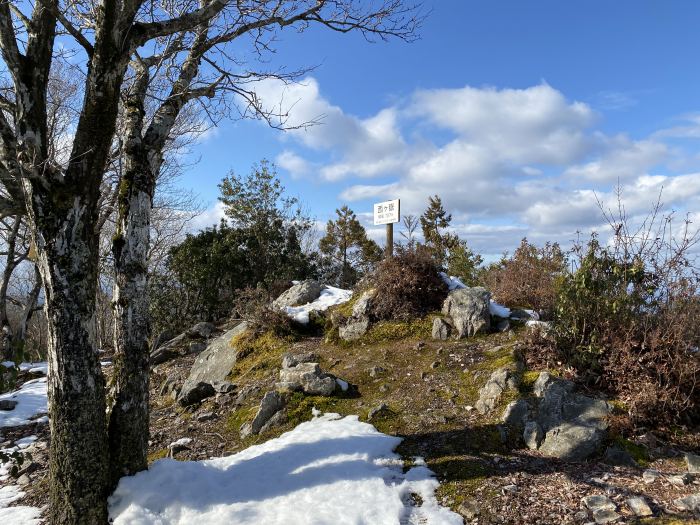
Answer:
[0, 378, 48, 428]
[169, 438, 193, 448]
[335, 378, 349, 392]
[282, 286, 352, 325]
[0, 486, 41, 524]
[439, 273, 511, 318]
[109, 412, 462, 525]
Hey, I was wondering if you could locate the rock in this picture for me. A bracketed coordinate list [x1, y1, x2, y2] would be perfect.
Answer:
[582, 495, 616, 513]
[532, 372, 611, 461]
[642, 469, 660, 484]
[674, 493, 700, 512]
[211, 381, 236, 394]
[501, 484, 518, 495]
[259, 409, 288, 434]
[441, 287, 491, 338]
[250, 391, 286, 435]
[432, 318, 452, 340]
[16, 474, 30, 486]
[430, 361, 440, 369]
[186, 322, 216, 339]
[150, 333, 186, 365]
[168, 437, 193, 455]
[592, 509, 620, 524]
[239, 422, 253, 439]
[188, 342, 207, 355]
[273, 280, 323, 308]
[176, 381, 215, 406]
[457, 498, 480, 519]
[151, 329, 176, 352]
[669, 473, 692, 486]
[603, 446, 639, 467]
[626, 496, 653, 517]
[523, 421, 543, 450]
[281, 352, 319, 369]
[0, 400, 18, 411]
[368, 403, 391, 421]
[196, 412, 216, 422]
[368, 366, 386, 378]
[475, 368, 515, 415]
[177, 322, 248, 406]
[339, 317, 370, 342]
[235, 384, 260, 406]
[415, 342, 425, 350]
[278, 362, 336, 396]
[686, 452, 700, 474]
[502, 399, 530, 429]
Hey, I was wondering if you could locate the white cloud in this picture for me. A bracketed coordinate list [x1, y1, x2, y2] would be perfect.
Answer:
[189, 201, 226, 231]
[275, 150, 312, 178]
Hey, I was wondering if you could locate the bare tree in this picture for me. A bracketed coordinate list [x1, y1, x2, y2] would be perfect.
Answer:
[0, 1, 421, 522]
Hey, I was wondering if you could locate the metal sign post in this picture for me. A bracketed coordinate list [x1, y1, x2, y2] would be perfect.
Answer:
[373, 199, 400, 258]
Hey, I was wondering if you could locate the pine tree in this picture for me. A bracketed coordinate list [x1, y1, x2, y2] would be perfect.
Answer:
[319, 206, 382, 287]
[419, 195, 457, 266]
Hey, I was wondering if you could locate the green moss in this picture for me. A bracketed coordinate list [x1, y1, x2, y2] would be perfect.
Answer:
[609, 399, 628, 415]
[430, 456, 492, 504]
[613, 436, 650, 466]
[229, 331, 291, 382]
[637, 519, 700, 525]
[147, 448, 169, 463]
[353, 316, 435, 346]
[519, 370, 541, 395]
[225, 406, 257, 436]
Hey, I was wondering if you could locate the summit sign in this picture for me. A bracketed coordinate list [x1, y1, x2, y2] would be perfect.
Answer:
[373, 199, 400, 225]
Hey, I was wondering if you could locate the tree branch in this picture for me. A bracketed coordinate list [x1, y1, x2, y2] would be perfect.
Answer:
[36, 0, 94, 56]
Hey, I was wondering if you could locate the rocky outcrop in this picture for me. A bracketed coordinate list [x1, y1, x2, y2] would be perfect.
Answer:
[441, 287, 491, 338]
[177, 322, 248, 406]
[338, 290, 374, 342]
[277, 352, 340, 396]
[273, 280, 323, 308]
[240, 391, 287, 438]
[501, 371, 611, 461]
[476, 368, 519, 415]
[151, 322, 219, 366]
[432, 317, 452, 340]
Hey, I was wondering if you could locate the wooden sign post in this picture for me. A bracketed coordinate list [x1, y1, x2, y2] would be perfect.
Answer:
[373, 199, 400, 258]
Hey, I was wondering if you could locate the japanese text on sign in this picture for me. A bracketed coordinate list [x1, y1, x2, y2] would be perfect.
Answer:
[373, 199, 400, 225]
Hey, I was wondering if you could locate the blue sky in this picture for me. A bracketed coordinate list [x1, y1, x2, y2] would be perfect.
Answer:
[184, 0, 700, 258]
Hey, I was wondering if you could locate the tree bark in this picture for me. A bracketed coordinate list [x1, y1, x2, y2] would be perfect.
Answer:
[36, 199, 109, 524]
[108, 69, 153, 487]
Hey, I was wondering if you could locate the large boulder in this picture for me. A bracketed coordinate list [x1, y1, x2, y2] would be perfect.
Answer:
[273, 280, 323, 308]
[442, 287, 491, 338]
[432, 317, 452, 340]
[247, 391, 287, 436]
[502, 371, 611, 461]
[177, 322, 248, 406]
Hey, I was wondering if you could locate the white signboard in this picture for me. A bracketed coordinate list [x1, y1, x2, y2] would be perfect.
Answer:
[373, 199, 400, 225]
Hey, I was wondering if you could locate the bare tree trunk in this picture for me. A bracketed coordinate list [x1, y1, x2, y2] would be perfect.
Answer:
[108, 70, 153, 488]
[36, 201, 109, 524]
[0, 217, 22, 360]
[17, 264, 42, 342]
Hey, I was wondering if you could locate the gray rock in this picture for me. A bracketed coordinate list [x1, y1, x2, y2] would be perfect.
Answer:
[16, 474, 30, 486]
[368, 366, 386, 378]
[339, 318, 370, 342]
[211, 381, 236, 394]
[457, 498, 480, 520]
[626, 496, 652, 517]
[281, 352, 319, 369]
[441, 287, 491, 338]
[188, 342, 207, 355]
[581, 495, 616, 513]
[476, 368, 514, 415]
[0, 400, 18, 411]
[176, 381, 216, 406]
[531, 371, 610, 461]
[239, 422, 253, 440]
[368, 403, 391, 421]
[592, 509, 620, 524]
[351, 290, 374, 318]
[686, 452, 700, 474]
[642, 469, 660, 484]
[250, 391, 286, 435]
[674, 493, 700, 512]
[603, 446, 639, 467]
[502, 399, 530, 428]
[259, 409, 288, 434]
[278, 362, 336, 396]
[186, 322, 217, 339]
[159, 375, 178, 397]
[669, 473, 692, 486]
[196, 412, 216, 422]
[177, 322, 248, 406]
[273, 280, 323, 308]
[151, 329, 176, 352]
[432, 318, 452, 340]
[539, 422, 606, 462]
[150, 333, 186, 365]
[523, 421, 543, 450]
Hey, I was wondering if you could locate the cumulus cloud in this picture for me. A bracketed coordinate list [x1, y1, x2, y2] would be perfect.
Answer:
[261, 78, 700, 254]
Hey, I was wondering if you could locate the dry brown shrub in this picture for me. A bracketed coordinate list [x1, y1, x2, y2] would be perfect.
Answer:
[232, 286, 296, 336]
[370, 247, 448, 321]
[481, 238, 566, 319]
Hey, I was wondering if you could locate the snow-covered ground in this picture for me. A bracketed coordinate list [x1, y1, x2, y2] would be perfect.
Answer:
[0, 377, 47, 429]
[283, 286, 352, 324]
[109, 412, 462, 525]
[0, 485, 41, 524]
